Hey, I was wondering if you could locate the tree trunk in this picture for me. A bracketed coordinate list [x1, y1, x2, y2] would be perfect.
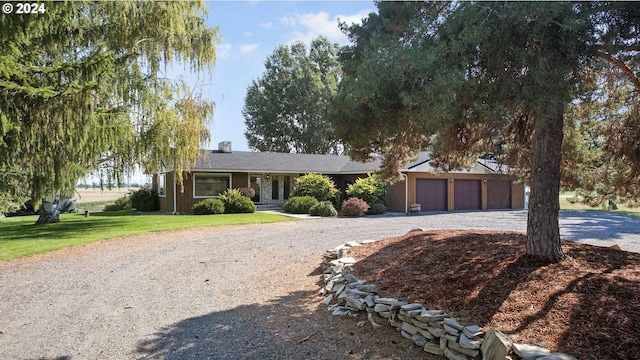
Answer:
[35, 200, 60, 225]
[526, 105, 566, 262]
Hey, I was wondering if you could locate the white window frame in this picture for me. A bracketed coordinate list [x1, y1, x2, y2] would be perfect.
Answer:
[157, 173, 166, 197]
[192, 173, 232, 198]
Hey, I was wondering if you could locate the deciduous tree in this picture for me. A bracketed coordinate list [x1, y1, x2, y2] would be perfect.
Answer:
[243, 36, 342, 154]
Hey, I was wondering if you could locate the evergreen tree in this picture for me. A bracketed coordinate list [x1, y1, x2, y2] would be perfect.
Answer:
[243, 36, 342, 154]
[0, 1, 218, 223]
[332, 2, 640, 262]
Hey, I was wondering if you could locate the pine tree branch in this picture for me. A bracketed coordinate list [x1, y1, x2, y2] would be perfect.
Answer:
[598, 50, 640, 91]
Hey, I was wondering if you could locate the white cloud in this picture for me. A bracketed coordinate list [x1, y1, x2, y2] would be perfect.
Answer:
[240, 43, 259, 54]
[280, 9, 371, 44]
[217, 43, 232, 60]
[258, 22, 274, 29]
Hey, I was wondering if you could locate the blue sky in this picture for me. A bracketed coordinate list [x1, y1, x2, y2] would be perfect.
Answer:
[192, 1, 375, 152]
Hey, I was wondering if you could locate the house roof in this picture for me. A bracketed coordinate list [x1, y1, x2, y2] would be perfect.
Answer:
[187, 150, 485, 175]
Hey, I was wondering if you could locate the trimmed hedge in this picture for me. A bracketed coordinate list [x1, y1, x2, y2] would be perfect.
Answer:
[192, 199, 225, 215]
[292, 173, 340, 205]
[284, 196, 319, 214]
[130, 188, 159, 211]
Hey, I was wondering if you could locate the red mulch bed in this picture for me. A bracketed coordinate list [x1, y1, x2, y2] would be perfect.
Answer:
[347, 230, 640, 360]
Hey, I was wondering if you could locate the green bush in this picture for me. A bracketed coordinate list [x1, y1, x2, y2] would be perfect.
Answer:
[368, 203, 386, 215]
[309, 201, 337, 217]
[292, 174, 340, 205]
[283, 196, 319, 214]
[192, 198, 225, 215]
[129, 188, 159, 211]
[346, 174, 387, 205]
[219, 188, 256, 213]
[104, 195, 132, 211]
[341, 197, 370, 217]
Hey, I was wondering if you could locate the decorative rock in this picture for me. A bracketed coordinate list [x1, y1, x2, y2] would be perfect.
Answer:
[417, 328, 435, 340]
[427, 326, 445, 338]
[323, 294, 334, 305]
[537, 353, 577, 360]
[444, 317, 464, 330]
[412, 334, 428, 347]
[444, 323, 460, 335]
[367, 312, 383, 329]
[440, 336, 447, 349]
[481, 327, 513, 360]
[364, 295, 375, 307]
[333, 283, 346, 296]
[374, 303, 390, 312]
[331, 307, 351, 316]
[374, 297, 400, 305]
[448, 339, 480, 357]
[401, 330, 413, 340]
[462, 325, 484, 338]
[444, 347, 471, 360]
[378, 311, 391, 319]
[419, 309, 447, 322]
[401, 303, 425, 311]
[345, 241, 361, 247]
[357, 320, 367, 327]
[443, 333, 458, 342]
[401, 321, 419, 335]
[410, 318, 430, 330]
[512, 343, 551, 360]
[425, 343, 445, 356]
[459, 333, 482, 350]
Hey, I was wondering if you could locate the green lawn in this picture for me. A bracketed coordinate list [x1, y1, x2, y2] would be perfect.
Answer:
[0, 211, 296, 261]
[559, 193, 639, 216]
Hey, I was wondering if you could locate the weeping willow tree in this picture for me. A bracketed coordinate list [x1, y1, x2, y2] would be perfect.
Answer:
[0, 1, 218, 223]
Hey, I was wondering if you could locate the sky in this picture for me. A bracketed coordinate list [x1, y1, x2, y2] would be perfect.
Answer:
[182, 1, 376, 152]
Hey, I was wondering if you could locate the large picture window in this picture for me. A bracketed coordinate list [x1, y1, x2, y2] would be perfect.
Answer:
[193, 173, 231, 198]
[158, 174, 166, 197]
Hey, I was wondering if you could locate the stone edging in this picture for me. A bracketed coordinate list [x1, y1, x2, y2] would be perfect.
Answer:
[320, 235, 577, 360]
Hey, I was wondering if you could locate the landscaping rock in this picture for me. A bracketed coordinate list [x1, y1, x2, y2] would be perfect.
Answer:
[459, 333, 482, 350]
[425, 342, 445, 356]
[444, 347, 471, 360]
[481, 327, 512, 360]
[512, 343, 551, 359]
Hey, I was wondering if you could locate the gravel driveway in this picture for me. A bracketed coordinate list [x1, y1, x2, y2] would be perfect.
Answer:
[1, 210, 638, 359]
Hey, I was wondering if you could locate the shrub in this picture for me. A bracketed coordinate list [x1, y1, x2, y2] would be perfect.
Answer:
[368, 203, 386, 215]
[309, 201, 337, 217]
[341, 197, 370, 217]
[104, 195, 132, 211]
[346, 174, 387, 205]
[219, 188, 256, 213]
[239, 187, 255, 198]
[292, 174, 340, 204]
[129, 188, 159, 211]
[283, 196, 319, 214]
[192, 198, 225, 215]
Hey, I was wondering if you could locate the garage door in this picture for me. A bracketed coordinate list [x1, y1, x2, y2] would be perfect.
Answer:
[487, 180, 512, 209]
[454, 180, 481, 211]
[416, 179, 448, 212]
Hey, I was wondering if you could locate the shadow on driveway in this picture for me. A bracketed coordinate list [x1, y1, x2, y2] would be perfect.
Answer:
[559, 210, 640, 244]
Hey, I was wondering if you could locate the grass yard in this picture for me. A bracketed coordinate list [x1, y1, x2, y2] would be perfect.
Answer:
[0, 211, 296, 261]
[559, 192, 640, 216]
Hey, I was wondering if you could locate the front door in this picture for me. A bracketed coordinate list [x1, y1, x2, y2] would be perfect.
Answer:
[249, 175, 261, 203]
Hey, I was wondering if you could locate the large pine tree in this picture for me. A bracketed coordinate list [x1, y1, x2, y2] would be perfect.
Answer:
[0, 1, 218, 223]
[332, 2, 640, 262]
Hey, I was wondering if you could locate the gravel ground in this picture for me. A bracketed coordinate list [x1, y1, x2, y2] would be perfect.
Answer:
[0, 210, 638, 359]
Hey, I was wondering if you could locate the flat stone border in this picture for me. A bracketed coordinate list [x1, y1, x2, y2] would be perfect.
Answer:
[320, 235, 577, 360]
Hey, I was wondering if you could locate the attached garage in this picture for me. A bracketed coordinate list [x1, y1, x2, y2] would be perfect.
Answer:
[416, 179, 448, 212]
[453, 179, 482, 211]
[487, 180, 512, 209]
